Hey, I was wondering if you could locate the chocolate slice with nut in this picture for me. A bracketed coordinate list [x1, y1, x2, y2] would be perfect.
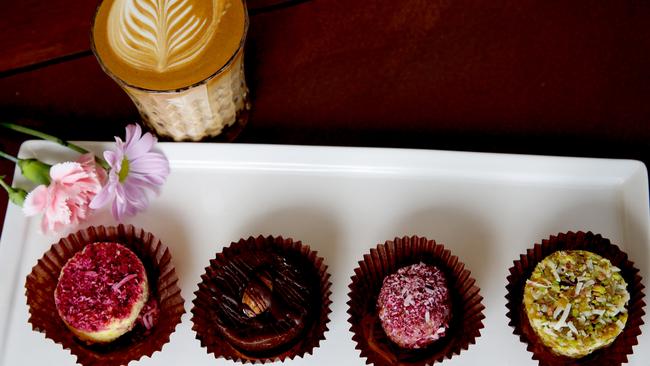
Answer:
[205, 242, 320, 356]
[192, 236, 332, 363]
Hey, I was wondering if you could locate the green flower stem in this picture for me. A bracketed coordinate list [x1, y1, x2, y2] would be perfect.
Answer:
[0, 175, 27, 207]
[0, 122, 110, 171]
[0, 150, 19, 164]
[0, 175, 10, 192]
[0, 122, 88, 154]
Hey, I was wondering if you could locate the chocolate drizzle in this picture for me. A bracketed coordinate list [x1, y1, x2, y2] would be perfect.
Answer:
[242, 269, 273, 318]
[212, 252, 314, 353]
[191, 235, 332, 363]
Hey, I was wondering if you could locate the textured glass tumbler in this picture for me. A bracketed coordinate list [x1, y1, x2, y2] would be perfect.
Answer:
[91, 1, 250, 142]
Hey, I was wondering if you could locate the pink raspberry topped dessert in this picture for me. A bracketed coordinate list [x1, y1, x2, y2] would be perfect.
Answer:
[377, 262, 452, 349]
[54, 242, 149, 343]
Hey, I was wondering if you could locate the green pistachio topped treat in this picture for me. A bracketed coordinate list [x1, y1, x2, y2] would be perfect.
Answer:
[523, 250, 629, 358]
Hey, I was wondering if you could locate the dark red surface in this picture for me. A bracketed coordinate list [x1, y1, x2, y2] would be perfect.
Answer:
[0, 0, 101, 74]
[55, 242, 147, 332]
[2, 0, 650, 236]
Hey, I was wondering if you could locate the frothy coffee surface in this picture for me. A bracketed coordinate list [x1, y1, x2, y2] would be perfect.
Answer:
[93, 0, 245, 90]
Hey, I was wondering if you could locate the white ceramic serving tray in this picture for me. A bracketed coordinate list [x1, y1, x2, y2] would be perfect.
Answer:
[1, 141, 649, 366]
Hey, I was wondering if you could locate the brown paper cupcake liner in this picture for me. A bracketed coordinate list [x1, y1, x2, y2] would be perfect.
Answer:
[25, 224, 185, 366]
[347, 235, 485, 366]
[505, 231, 646, 366]
[191, 235, 332, 363]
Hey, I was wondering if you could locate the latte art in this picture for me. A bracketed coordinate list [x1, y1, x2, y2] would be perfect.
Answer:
[107, 0, 225, 73]
[93, 0, 244, 90]
[92, 0, 249, 141]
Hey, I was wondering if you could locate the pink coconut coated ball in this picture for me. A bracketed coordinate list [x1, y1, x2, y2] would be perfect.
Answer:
[377, 263, 452, 349]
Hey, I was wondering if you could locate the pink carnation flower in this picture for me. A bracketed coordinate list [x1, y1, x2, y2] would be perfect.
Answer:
[23, 153, 104, 233]
[90, 124, 169, 221]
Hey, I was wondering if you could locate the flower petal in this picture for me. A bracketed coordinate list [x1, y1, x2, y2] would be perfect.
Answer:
[59, 171, 90, 186]
[44, 184, 72, 231]
[128, 172, 165, 189]
[49, 162, 82, 182]
[23, 185, 48, 216]
[123, 182, 149, 212]
[111, 199, 121, 222]
[124, 124, 141, 148]
[90, 182, 115, 209]
[112, 183, 128, 221]
[104, 150, 122, 169]
[129, 152, 170, 175]
[67, 200, 82, 225]
[76, 153, 95, 167]
[77, 153, 107, 184]
[126, 130, 156, 159]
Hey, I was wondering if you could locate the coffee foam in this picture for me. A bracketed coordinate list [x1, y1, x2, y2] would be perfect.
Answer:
[93, 0, 245, 91]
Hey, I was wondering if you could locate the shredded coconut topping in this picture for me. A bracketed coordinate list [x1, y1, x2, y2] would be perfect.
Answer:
[523, 250, 629, 357]
[112, 273, 138, 292]
[377, 263, 452, 349]
[54, 242, 147, 332]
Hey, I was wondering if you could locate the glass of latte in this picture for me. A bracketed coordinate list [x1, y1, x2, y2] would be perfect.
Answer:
[91, 0, 250, 141]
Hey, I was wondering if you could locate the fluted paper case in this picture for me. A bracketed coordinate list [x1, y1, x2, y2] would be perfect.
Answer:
[505, 231, 646, 366]
[25, 224, 185, 366]
[347, 235, 485, 365]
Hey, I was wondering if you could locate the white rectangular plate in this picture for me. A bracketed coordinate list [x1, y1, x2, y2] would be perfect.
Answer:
[1, 141, 649, 366]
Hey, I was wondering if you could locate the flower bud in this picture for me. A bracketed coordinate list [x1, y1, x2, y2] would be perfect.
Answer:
[18, 159, 51, 185]
[9, 187, 28, 207]
[0, 176, 28, 207]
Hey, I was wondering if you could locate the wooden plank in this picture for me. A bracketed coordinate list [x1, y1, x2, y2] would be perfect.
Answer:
[0, 0, 102, 73]
[1, 0, 649, 140]
[0, 0, 309, 74]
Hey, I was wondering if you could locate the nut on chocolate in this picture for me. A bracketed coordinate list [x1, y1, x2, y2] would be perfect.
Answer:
[242, 271, 273, 317]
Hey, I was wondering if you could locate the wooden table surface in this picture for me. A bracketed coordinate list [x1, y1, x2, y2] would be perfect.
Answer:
[1, 0, 650, 237]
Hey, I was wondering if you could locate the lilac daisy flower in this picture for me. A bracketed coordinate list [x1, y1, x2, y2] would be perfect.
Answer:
[90, 124, 169, 221]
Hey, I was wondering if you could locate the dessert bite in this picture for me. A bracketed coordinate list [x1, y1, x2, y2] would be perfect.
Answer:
[523, 250, 629, 358]
[191, 235, 332, 363]
[377, 262, 452, 349]
[54, 242, 149, 344]
[347, 236, 485, 366]
[212, 251, 317, 353]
